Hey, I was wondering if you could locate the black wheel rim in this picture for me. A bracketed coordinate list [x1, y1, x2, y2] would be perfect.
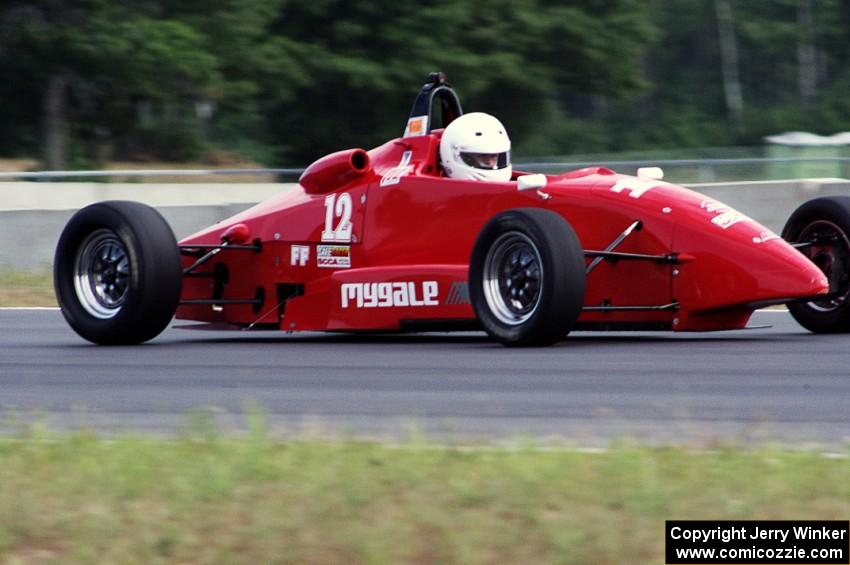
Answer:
[73, 229, 130, 319]
[798, 220, 850, 312]
[483, 231, 543, 325]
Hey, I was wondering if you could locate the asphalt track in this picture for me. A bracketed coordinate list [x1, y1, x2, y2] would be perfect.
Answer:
[1, 309, 849, 446]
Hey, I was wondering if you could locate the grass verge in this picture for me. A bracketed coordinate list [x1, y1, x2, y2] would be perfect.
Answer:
[0, 430, 848, 564]
[0, 270, 55, 307]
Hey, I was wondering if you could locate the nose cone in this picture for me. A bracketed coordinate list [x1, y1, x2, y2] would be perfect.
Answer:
[655, 186, 829, 310]
[675, 228, 829, 313]
[753, 238, 829, 302]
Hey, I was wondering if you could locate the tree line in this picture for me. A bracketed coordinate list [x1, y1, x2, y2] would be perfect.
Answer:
[0, 0, 848, 169]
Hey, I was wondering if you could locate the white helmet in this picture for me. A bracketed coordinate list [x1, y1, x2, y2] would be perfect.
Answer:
[440, 112, 511, 182]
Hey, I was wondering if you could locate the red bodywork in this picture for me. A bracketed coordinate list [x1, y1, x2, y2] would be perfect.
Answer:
[176, 130, 828, 334]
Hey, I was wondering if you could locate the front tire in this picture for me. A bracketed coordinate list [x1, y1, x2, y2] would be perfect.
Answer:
[54, 201, 182, 344]
[782, 196, 850, 333]
[469, 209, 586, 346]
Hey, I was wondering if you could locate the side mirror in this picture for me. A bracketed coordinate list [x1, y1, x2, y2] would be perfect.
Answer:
[221, 223, 251, 244]
[517, 174, 548, 192]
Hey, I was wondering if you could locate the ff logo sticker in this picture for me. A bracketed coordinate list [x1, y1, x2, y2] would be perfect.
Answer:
[290, 245, 310, 267]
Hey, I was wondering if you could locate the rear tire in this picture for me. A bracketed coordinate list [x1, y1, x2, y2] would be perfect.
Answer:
[782, 196, 850, 333]
[469, 208, 586, 346]
[54, 201, 182, 344]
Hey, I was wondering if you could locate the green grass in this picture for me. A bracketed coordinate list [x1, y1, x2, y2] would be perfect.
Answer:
[0, 428, 847, 564]
[0, 270, 55, 307]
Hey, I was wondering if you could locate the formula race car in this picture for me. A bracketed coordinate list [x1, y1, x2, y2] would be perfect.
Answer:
[54, 73, 850, 346]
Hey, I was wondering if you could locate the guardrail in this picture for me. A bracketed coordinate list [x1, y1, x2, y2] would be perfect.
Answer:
[517, 157, 850, 183]
[0, 168, 303, 180]
[1, 157, 849, 184]
[518, 157, 850, 169]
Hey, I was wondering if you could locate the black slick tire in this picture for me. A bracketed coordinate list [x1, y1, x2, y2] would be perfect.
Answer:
[782, 196, 850, 333]
[469, 208, 586, 346]
[53, 201, 182, 344]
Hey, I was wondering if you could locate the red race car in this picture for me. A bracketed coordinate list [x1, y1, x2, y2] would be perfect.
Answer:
[55, 73, 850, 346]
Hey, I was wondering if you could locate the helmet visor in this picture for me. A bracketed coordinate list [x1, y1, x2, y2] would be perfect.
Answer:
[460, 151, 510, 170]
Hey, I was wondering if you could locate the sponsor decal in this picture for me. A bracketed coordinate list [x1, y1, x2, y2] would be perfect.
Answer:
[445, 281, 470, 305]
[380, 150, 414, 187]
[290, 245, 310, 267]
[317, 245, 351, 269]
[341, 281, 439, 309]
[700, 200, 727, 213]
[610, 177, 657, 199]
[711, 211, 746, 229]
[753, 230, 780, 244]
[700, 199, 752, 230]
[404, 116, 428, 137]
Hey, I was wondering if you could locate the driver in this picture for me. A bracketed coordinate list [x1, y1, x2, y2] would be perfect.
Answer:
[439, 112, 512, 182]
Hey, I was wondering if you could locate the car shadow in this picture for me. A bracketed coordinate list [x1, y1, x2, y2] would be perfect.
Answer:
[162, 329, 806, 347]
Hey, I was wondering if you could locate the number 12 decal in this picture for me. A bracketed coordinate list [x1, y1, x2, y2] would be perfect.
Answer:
[322, 192, 353, 242]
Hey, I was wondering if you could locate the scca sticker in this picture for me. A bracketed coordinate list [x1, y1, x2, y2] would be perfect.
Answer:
[317, 245, 351, 269]
[341, 281, 439, 308]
